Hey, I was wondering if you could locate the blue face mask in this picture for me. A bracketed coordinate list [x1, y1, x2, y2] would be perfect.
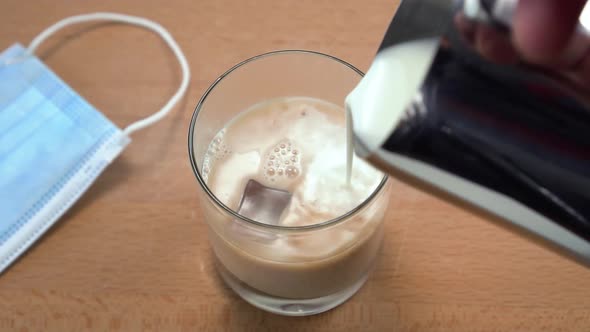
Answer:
[0, 13, 190, 273]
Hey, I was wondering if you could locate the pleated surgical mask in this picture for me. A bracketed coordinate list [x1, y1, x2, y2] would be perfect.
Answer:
[0, 12, 190, 273]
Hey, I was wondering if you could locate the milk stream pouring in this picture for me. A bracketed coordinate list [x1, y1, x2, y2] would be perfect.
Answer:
[346, 0, 590, 266]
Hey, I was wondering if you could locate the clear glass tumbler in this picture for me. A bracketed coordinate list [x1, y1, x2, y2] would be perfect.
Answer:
[188, 50, 390, 316]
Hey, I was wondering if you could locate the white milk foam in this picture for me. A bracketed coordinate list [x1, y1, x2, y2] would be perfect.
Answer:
[203, 97, 383, 227]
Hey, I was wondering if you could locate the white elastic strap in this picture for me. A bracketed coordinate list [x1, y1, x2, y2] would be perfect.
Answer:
[27, 12, 190, 136]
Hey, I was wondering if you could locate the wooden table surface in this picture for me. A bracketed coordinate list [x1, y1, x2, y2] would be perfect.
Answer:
[1, 1, 590, 331]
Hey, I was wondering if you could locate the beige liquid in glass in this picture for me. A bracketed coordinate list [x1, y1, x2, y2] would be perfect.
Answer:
[203, 97, 388, 299]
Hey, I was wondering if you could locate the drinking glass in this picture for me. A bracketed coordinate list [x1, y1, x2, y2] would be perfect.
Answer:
[188, 50, 390, 316]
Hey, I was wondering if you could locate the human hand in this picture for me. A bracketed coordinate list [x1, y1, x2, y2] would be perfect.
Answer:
[455, 0, 590, 82]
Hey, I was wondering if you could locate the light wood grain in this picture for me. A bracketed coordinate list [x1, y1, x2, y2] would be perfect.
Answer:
[1, 1, 589, 331]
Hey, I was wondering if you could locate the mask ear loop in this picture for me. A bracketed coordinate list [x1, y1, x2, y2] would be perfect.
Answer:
[26, 12, 190, 136]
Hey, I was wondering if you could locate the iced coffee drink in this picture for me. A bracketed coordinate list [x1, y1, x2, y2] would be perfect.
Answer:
[189, 51, 390, 316]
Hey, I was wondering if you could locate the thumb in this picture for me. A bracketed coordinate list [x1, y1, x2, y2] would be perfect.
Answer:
[513, 0, 588, 67]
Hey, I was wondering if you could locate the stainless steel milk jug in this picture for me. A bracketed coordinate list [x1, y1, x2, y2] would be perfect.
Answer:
[348, 0, 590, 266]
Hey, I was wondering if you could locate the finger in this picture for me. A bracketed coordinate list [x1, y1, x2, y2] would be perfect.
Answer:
[454, 13, 477, 45]
[475, 24, 520, 64]
[513, 0, 587, 66]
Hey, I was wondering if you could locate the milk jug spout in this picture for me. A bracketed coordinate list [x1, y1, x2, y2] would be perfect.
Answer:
[346, 0, 590, 266]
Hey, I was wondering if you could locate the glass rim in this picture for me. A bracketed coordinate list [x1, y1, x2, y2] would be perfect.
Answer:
[188, 49, 388, 232]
